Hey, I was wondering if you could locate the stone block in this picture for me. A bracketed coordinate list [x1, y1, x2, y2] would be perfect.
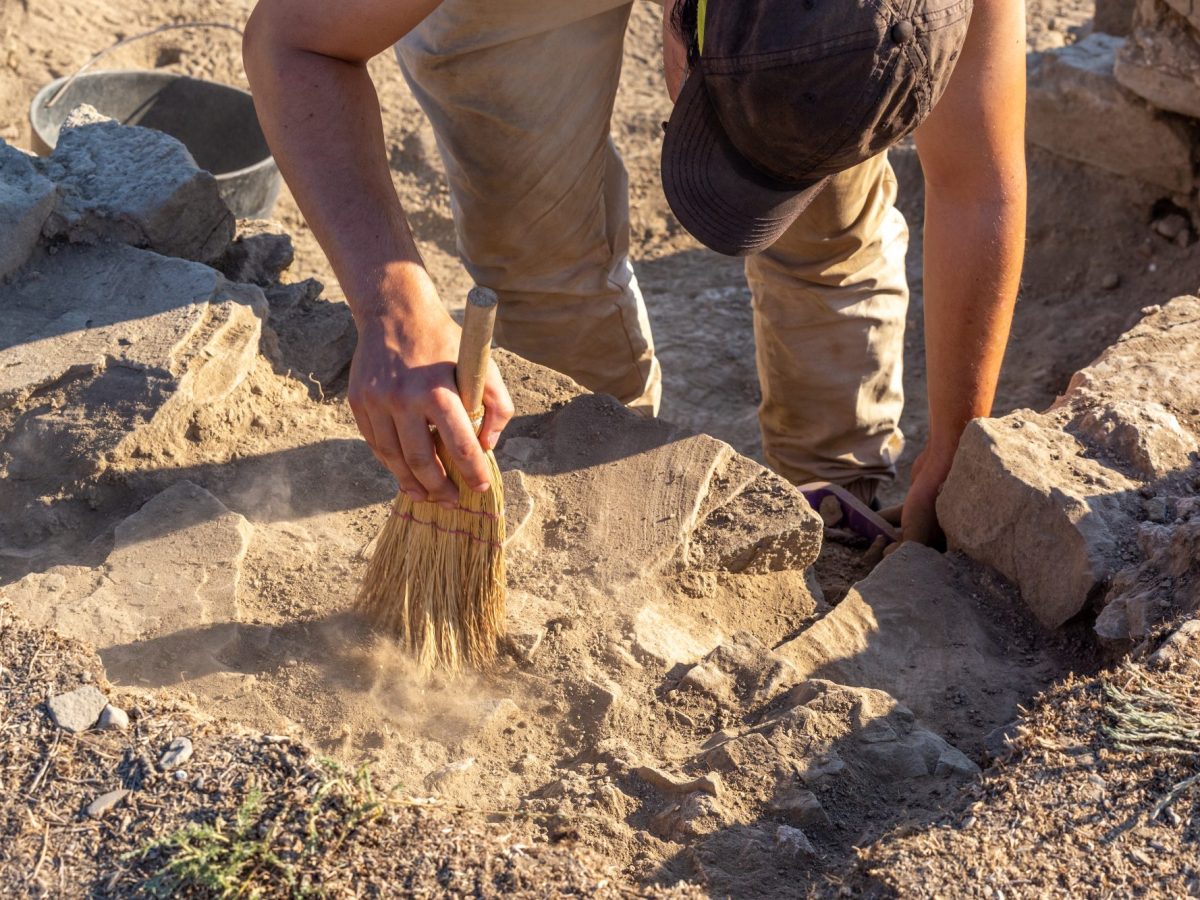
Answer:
[42, 106, 234, 263]
[1027, 34, 1195, 193]
[1096, 519, 1200, 640]
[217, 222, 294, 286]
[1073, 400, 1197, 480]
[937, 414, 1138, 628]
[0, 142, 57, 280]
[0, 243, 266, 482]
[263, 278, 356, 390]
[939, 297, 1200, 638]
[1116, 0, 1200, 118]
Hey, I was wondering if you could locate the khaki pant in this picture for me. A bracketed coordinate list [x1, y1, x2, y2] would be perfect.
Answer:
[396, 0, 908, 488]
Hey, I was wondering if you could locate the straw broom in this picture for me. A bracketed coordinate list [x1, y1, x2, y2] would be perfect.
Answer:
[358, 286, 506, 672]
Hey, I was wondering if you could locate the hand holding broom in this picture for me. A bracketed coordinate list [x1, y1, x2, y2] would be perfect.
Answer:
[358, 287, 507, 672]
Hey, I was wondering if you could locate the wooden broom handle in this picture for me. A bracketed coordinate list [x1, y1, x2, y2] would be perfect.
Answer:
[456, 286, 498, 423]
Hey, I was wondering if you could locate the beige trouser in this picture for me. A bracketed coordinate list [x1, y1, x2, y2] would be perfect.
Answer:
[396, 0, 908, 487]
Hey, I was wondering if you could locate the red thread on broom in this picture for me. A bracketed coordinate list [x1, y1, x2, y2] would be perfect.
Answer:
[392, 503, 503, 522]
[396, 512, 504, 549]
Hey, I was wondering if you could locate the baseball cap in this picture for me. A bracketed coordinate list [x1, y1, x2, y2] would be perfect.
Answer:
[661, 0, 973, 257]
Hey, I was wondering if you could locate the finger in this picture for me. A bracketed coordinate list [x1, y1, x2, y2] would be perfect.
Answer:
[431, 391, 493, 494]
[396, 415, 456, 506]
[480, 362, 515, 452]
[368, 409, 426, 502]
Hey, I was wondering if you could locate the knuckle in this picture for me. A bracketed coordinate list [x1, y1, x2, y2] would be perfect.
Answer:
[409, 454, 438, 472]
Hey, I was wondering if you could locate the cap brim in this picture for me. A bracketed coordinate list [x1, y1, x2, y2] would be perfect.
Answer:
[662, 73, 828, 257]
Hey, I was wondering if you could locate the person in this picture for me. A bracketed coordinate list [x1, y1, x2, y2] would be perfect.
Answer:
[242, 0, 1026, 547]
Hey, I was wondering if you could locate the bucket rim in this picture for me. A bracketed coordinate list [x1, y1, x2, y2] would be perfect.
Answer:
[29, 69, 276, 181]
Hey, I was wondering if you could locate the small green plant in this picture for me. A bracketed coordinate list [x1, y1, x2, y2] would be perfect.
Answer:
[131, 787, 296, 898]
[128, 761, 390, 898]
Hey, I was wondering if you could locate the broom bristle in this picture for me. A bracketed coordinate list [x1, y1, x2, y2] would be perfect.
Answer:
[357, 442, 506, 673]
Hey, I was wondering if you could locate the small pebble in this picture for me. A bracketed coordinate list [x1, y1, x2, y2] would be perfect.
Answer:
[98, 705, 129, 731]
[87, 788, 130, 819]
[1152, 214, 1188, 241]
[159, 736, 194, 771]
[1100, 272, 1121, 290]
[173, 770, 189, 782]
[1145, 497, 1169, 523]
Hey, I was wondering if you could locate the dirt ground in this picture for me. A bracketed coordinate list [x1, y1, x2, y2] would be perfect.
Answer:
[3, 0, 1200, 897]
[6, 0, 1200, 493]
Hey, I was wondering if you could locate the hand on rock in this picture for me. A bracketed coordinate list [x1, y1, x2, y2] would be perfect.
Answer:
[881, 446, 953, 554]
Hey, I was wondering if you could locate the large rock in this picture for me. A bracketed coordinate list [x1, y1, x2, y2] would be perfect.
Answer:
[1062, 297, 1200, 479]
[1116, 0, 1200, 119]
[939, 297, 1200, 629]
[938, 414, 1138, 628]
[0, 142, 57, 280]
[1027, 34, 1195, 193]
[0, 242, 266, 483]
[42, 106, 234, 263]
[776, 544, 1054, 746]
[500, 392, 823, 585]
[8, 481, 251, 682]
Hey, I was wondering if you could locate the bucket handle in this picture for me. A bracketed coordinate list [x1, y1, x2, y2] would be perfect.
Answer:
[44, 21, 244, 110]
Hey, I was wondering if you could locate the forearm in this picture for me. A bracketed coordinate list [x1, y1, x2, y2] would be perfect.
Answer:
[921, 182, 1026, 464]
[243, 12, 437, 328]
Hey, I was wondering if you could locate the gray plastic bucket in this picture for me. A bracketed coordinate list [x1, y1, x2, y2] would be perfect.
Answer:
[30, 70, 280, 220]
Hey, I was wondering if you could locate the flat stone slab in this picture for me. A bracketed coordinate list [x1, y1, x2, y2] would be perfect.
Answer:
[499, 390, 823, 585]
[9, 481, 251, 683]
[0, 242, 266, 481]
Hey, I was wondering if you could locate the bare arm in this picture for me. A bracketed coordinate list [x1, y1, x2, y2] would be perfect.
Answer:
[243, 0, 513, 506]
[898, 0, 1027, 545]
